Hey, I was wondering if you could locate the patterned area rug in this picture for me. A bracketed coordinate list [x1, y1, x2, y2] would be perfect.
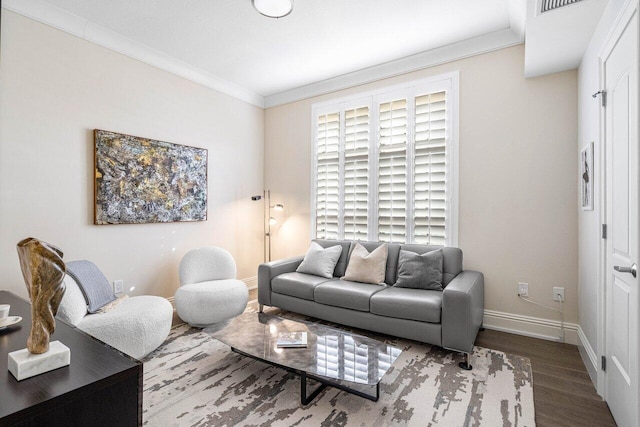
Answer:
[143, 304, 535, 426]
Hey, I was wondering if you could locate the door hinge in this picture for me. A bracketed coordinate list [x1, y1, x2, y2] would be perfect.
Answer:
[602, 224, 608, 239]
[601, 355, 607, 371]
[592, 90, 607, 107]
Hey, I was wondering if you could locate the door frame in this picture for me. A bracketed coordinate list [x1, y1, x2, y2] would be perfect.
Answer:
[596, 0, 640, 400]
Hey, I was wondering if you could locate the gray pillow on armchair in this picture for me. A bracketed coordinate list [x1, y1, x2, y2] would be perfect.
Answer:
[394, 249, 444, 291]
[66, 260, 117, 313]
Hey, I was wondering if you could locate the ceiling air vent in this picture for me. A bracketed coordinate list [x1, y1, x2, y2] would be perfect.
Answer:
[541, 0, 583, 13]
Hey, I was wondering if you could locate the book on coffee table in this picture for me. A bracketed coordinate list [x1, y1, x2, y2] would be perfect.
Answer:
[276, 332, 308, 348]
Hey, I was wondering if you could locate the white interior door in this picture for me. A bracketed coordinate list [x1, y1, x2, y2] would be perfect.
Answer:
[604, 4, 639, 427]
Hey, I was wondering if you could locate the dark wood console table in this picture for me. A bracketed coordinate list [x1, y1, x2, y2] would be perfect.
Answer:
[0, 291, 142, 427]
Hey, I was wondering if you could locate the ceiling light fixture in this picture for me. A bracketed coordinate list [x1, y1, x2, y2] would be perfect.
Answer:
[252, 0, 293, 18]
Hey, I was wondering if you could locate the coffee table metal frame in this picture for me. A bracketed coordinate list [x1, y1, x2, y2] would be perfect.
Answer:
[231, 347, 380, 405]
[207, 313, 399, 406]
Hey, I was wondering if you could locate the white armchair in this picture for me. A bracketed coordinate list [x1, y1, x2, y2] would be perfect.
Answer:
[57, 274, 173, 360]
[175, 247, 248, 327]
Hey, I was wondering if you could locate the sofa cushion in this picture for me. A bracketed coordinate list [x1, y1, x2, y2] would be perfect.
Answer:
[342, 243, 388, 284]
[400, 244, 462, 286]
[296, 242, 342, 278]
[272, 272, 331, 301]
[314, 279, 386, 311]
[313, 239, 352, 277]
[394, 249, 443, 291]
[370, 287, 443, 323]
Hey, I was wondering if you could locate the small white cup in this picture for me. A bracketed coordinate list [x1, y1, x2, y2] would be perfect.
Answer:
[0, 304, 9, 320]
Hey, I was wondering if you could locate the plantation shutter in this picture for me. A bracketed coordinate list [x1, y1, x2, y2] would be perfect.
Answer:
[312, 75, 456, 246]
[413, 91, 447, 245]
[316, 112, 340, 239]
[378, 99, 408, 243]
[343, 106, 369, 240]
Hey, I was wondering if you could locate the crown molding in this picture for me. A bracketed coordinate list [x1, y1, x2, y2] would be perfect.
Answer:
[264, 28, 523, 108]
[2, 0, 265, 108]
[509, 0, 527, 40]
[4, 0, 525, 110]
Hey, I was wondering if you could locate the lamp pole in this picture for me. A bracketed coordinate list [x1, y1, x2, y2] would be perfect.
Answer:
[266, 189, 272, 262]
[252, 190, 283, 263]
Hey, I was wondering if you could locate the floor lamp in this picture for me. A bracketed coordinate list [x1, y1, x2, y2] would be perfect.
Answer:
[251, 190, 283, 262]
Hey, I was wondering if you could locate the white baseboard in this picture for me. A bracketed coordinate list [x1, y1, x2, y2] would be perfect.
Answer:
[577, 325, 599, 385]
[242, 276, 258, 290]
[483, 309, 579, 345]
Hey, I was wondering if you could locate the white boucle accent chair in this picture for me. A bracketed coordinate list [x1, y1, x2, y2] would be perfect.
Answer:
[57, 274, 173, 360]
[175, 247, 248, 327]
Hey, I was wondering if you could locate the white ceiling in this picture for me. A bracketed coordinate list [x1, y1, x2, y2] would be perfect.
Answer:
[524, 0, 608, 78]
[35, 0, 513, 97]
[3, 0, 608, 107]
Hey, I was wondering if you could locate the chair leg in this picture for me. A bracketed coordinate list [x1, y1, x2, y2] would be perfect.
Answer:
[259, 304, 264, 313]
[459, 352, 473, 370]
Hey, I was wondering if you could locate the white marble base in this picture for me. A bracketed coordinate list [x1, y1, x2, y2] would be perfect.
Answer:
[8, 341, 71, 381]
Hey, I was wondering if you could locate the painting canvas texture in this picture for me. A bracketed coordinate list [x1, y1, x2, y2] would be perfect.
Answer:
[95, 130, 207, 225]
[581, 142, 594, 211]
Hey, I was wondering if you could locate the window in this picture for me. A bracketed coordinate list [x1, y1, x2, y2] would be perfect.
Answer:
[312, 73, 458, 246]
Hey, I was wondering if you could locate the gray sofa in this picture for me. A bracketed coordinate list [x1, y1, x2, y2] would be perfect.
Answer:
[258, 239, 484, 369]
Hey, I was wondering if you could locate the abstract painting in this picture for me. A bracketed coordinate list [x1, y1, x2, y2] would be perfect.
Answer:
[94, 130, 207, 224]
[581, 141, 594, 211]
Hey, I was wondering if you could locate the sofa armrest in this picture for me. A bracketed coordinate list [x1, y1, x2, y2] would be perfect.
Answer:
[258, 256, 304, 306]
[441, 270, 484, 354]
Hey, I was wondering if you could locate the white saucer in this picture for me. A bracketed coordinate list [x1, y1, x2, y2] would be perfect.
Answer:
[0, 316, 22, 330]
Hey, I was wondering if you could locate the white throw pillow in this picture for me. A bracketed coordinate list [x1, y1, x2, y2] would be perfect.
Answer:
[342, 243, 388, 285]
[296, 242, 343, 278]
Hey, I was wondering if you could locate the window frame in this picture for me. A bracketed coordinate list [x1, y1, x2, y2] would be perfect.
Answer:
[310, 71, 459, 246]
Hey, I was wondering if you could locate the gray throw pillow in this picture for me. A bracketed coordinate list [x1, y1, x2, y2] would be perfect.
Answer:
[394, 249, 444, 290]
[66, 260, 117, 313]
[296, 242, 343, 279]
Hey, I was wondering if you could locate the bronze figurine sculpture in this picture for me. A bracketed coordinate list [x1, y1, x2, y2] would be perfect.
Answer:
[16, 237, 66, 354]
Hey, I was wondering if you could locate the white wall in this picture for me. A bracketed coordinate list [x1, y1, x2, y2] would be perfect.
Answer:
[577, 0, 628, 384]
[265, 45, 579, 326]
[0, 11, 265, 299]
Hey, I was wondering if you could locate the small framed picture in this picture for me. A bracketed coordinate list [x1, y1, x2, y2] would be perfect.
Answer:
[581, 142, 594, 211]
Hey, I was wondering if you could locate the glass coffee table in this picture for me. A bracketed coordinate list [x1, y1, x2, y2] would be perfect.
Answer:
[205, 313, 402, 405]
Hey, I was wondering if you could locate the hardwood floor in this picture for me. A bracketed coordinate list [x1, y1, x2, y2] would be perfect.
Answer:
[184, 289, 616, 426]
[476, 329, 616, 427]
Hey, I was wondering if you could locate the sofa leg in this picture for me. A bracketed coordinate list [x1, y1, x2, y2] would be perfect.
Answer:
[259, 304, 264, 313]
[459, 353, 473, 370]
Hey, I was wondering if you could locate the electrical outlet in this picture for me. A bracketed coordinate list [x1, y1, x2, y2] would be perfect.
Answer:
[518, 282, 529, 297]
[113, 280, 124, 294]
[553, 287, 565, 302]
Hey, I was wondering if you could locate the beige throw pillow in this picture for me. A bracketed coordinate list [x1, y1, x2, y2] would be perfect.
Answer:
[341, 243, 388, 285]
